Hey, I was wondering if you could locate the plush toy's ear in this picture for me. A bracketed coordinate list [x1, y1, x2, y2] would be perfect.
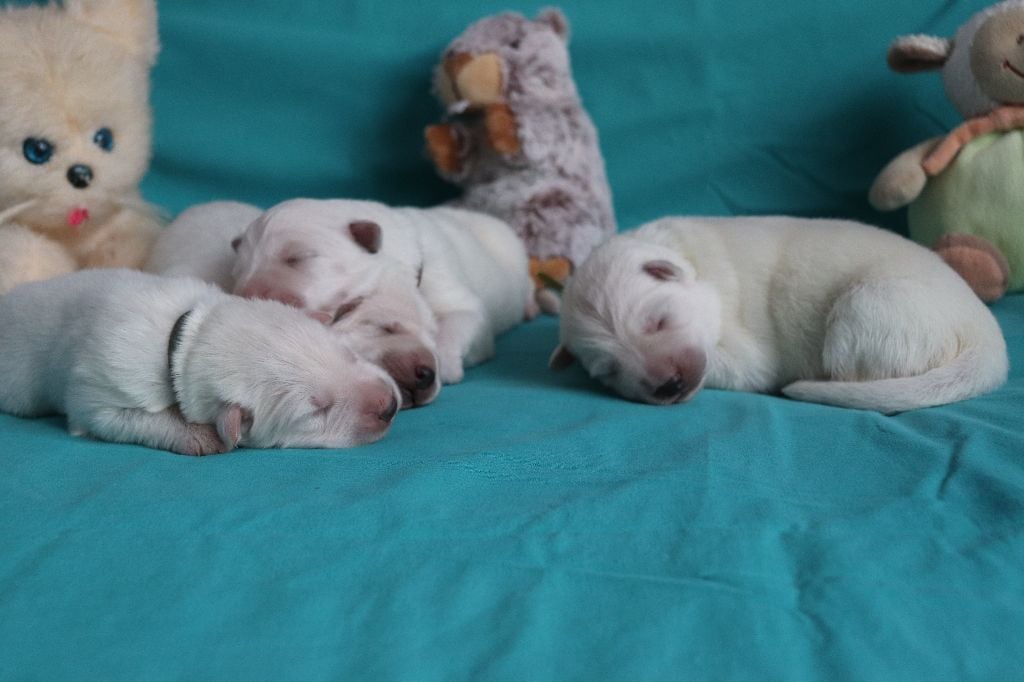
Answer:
[215, 403, 253, 450]
[65, 0, 159, 64]
[347, 220, 382, 254]
[536, 7, 570, 43]
[887, 35, 952, 73]
[548, 344, 576, 370]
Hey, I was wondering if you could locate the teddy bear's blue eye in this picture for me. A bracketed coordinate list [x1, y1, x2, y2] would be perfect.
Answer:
[93, 127, 114, 152]
[22, 137, 55, 165]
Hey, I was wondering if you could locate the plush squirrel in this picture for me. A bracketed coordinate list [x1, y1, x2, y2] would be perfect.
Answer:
[870, 0, 1024, 302]
[0, 0, 163, 295]
[424, 8, 616, 292]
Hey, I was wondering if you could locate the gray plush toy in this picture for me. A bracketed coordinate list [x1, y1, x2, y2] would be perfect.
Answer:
[424, 8, 616, 291]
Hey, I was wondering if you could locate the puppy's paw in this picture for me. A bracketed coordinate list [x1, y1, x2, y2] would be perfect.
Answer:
[438, 349, 465, 384]
[178, 423, 230, 457]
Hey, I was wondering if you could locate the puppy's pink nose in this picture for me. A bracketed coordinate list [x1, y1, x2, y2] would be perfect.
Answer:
[414, 365, 435, 390]
[379, 396, 399, 424]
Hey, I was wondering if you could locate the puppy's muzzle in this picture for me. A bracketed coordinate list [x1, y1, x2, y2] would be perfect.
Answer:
[647, 348, 707, 405]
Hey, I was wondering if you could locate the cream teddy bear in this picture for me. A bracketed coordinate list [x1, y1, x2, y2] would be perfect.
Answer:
[0, 0, 163, 295]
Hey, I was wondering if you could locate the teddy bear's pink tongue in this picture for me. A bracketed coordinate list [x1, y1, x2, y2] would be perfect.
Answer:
[67, 207, 90, 229]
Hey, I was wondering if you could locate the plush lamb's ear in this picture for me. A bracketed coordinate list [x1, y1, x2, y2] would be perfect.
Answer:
[887, 35, 952, 73]
[536, 7, 570, 42]
[215, 403, 253, 450]
[65, 0, 160, 64]
[549, 344, 576, 370]
[642, 260, 682, 282]
[347, 220, 382, 254]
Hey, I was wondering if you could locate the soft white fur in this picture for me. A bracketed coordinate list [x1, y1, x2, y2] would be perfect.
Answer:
[0, 269, 401, 454]
[145, 201, 261, 290]
[232, 198, 534, 383]
[148, 200, 442, 406]
[555, 216, 1009, 413]
[0, 0, 163, 294]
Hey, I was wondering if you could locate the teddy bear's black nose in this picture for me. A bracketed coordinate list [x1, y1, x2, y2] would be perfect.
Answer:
[66, 164, 93, 189]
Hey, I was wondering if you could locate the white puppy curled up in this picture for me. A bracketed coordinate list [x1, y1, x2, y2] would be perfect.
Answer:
[231, 198, 535, 384]
[552, 216, 1008, 413]
[0, 269, 400, 454]
[147, 200, 442, 407]
[144, 201, 262, 290]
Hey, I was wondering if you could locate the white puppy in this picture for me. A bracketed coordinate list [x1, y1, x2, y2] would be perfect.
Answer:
[0, 269, 401, 454]
[144, 201, 262, 290]
[147, 200, 443, 406]
[552, 216, 1008, 413]
[231, 198, 535, 384]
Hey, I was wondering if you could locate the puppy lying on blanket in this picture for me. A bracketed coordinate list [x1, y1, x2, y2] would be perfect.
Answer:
[551, 216, 1008, 413]
[231, 198, 535, 384]
[147, 201, 441, 407]
[0, 269, 400, 454]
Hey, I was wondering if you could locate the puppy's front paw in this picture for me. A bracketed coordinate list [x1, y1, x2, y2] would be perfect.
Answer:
[438, 350, 465, 384]
[178, 423, 229, 457]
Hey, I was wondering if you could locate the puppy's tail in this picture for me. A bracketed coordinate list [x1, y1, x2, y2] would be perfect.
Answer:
[781, 331, 1008, 414]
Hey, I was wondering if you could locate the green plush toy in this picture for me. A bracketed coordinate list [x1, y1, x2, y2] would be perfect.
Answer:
[869, 0, 1024, 302]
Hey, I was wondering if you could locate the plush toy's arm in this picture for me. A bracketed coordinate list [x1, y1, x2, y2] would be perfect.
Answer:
[425, 121, 475, 180]
[868, 136, 943, 211]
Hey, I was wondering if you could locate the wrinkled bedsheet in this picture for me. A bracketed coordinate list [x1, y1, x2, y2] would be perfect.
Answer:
[1, 0, 1022, 677]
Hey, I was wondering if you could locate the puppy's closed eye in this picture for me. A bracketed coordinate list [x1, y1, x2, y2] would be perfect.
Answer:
[331, 297, 364, 324]
[282, 251, 316, 268]
[379, 322, 403, 336]
[644, 316, 670, 335]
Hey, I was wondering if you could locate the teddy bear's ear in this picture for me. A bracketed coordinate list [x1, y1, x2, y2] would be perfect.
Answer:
[536, 7, 570, 43]
[64, 0, 160, 65]
[887, 35, 952, 73]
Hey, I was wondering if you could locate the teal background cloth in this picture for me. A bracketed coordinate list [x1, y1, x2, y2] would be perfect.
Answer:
[2, 0, 1023, 678]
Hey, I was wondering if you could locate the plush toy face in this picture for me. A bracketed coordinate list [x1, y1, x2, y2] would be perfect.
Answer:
[0, 0, 157, 234]
[433, 9, 574, 112]
[970, 6, 1024, 105]
[889, 1, 1024, 117]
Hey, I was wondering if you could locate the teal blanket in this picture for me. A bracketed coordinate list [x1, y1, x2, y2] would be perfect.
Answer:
[2, 0, 1022, 678]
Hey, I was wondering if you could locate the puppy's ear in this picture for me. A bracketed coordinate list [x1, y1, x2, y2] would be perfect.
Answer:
[642, 260, 682, 282]
[548, 344, 576, 370]
[215, 403, 253, 450]
[887, 35, 952, 73]
[65, 0, 160, 64]
[536, 7, 570, 42]
[348, 220, 382, 254]
[230, 236, 242, 252]
[305, 310, 333, 326]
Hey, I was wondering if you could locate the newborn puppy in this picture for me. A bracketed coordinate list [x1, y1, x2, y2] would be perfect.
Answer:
[0, 269, 400, 454]
[148, 200, 441, 406]
[232, 198, 535, 384]
[328, 266, 441, 407]
[145, 201, 262, 290]
[552, 216, 1008, 413]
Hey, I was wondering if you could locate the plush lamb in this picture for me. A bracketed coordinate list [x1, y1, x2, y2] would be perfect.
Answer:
[0, 0, 163, 295]
[424, 8, 616, 292]
[870, 0, 1024, 301]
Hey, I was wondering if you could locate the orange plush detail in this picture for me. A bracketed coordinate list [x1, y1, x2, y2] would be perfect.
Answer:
[529, 256, 573, 290]
[922, 104, 1024, 175]
[425, 124, 463, 175]
[484, 104, 521, 155]
[933, 233, 1010, 302]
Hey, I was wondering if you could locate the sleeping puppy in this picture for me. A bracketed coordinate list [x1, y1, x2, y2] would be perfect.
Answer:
[551, 216, 1008, 413]
[147, 201, 440, 407]
[0, 269, 401, 454]
[231, 198, 535, 384]
[144, 201, 262, 290]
